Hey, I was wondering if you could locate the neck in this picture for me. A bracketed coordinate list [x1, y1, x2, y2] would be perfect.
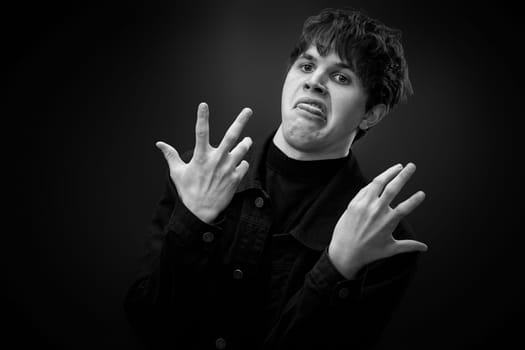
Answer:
[272, 125, 354, 161]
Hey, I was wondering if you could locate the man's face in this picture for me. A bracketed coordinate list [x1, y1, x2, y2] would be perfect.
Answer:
[279, 45, 368, 159]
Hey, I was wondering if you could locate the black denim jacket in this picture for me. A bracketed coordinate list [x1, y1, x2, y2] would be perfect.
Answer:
[124, 136, 421, 350]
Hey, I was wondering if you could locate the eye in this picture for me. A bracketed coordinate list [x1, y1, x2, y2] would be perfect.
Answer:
[299, 63, 314, 73]
[333, 73, 350, 84]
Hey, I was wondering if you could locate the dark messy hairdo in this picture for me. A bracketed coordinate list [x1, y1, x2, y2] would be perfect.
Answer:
[288, 8, 413, 140]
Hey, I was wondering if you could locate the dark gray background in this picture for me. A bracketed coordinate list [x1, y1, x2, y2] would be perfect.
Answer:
[9, 0, 520, 348]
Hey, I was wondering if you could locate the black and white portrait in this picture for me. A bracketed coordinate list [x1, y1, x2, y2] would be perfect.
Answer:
[9, 1, 519, 349]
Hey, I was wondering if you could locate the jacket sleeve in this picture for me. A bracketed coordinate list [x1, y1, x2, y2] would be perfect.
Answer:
[123, 170, 223, 345]
[263, 222, 421, 350]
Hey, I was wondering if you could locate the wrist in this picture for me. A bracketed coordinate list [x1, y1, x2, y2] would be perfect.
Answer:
[181, 199, 218, 224]
[190, 207, 217, 225]
[328, 244, 362, 280]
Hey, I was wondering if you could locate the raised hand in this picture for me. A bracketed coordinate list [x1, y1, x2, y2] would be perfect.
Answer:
[155, 102, 253, 224]
[328, 163, 428, 279]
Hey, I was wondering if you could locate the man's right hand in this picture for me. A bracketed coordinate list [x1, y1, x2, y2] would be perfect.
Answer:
[155, 102, 253, 224]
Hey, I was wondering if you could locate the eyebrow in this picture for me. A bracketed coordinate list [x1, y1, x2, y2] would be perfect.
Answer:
[299, 52, 353, 71]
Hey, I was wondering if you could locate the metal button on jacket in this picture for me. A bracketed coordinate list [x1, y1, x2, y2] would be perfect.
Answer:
[202, 231, 214, 243]
[232, 268, 244, 280]
[254, 197, 264, 208]
[215, 337, 226, 349]
[338, 287, 350, 299]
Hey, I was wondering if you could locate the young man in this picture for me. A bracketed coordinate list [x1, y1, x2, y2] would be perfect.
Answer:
[125, 8, 427, 350]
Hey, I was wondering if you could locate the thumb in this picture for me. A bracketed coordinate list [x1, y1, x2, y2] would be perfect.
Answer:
[393, 239, 428, 255]
[155, 141, 183, 169]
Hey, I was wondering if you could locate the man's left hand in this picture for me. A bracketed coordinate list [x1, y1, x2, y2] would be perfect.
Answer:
[328, 163, 428, 279]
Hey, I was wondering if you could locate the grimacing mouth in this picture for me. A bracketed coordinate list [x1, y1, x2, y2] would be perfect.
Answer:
[294, 97, 327, 119]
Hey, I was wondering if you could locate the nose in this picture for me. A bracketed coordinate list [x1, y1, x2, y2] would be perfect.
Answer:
[303, 76, 327, 95]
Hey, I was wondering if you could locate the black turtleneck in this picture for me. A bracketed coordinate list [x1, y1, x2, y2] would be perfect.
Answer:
[264, 140, 347, 236]
[262, 140, 348, 332]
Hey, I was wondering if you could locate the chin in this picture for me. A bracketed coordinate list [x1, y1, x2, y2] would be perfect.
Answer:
[282, 122, 324, 151]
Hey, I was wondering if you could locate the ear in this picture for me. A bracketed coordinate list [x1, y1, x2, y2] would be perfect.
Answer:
[359, 104, 388, 130]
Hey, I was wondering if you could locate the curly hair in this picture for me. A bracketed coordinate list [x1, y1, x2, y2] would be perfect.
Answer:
[288, 8, 413, 139]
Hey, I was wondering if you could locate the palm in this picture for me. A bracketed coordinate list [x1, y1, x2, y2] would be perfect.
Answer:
[156, 102, 253, 223]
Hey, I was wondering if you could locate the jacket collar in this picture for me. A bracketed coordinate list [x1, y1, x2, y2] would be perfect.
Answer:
[235, 133, 270, 195]
[236, 132, 368, 251]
